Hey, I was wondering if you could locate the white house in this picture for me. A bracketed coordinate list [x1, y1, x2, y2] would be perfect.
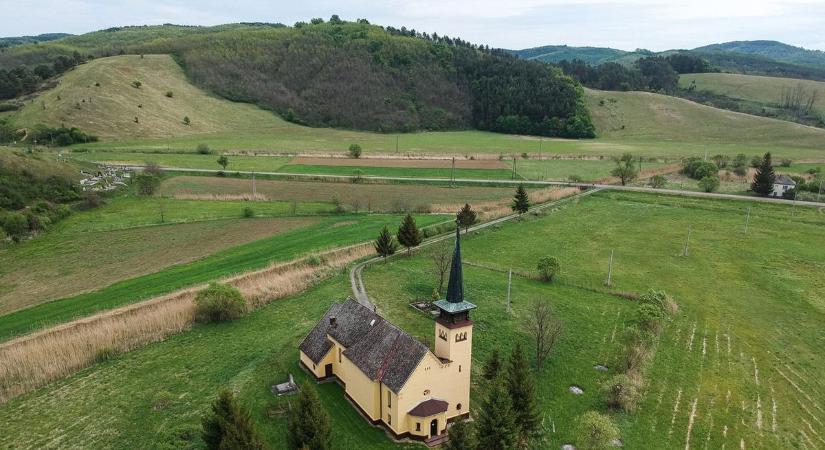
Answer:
[773, 174, 796, 197]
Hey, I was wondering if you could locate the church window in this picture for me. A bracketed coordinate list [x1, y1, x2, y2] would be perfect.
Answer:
[416, 422, 421, 431]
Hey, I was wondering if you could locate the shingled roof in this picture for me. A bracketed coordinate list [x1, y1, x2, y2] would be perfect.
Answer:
[299, 299, 429, 394]
[775, 174, 797, 185]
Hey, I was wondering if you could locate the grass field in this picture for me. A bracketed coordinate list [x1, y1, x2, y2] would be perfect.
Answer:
[511, 158, 675, 181]
[8, 56, 825, 160]
[278, 164, 517, 180]
[0, 216, 314, 314]
[0, 213, 447, 341]
[159, 176, 525, 212]
[678, 72, 825, 116]
[72, 150, 293, 172]
[1, 192, 823, 449]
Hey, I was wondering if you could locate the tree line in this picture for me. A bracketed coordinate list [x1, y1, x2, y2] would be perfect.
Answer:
[556, 53, 711, 93]
[0, 51, 87, 100]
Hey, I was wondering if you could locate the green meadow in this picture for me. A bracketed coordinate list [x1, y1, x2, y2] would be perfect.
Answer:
[1, 192, 822, 449]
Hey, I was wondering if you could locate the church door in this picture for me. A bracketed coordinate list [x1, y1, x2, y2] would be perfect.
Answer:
[430, 419, 438, 437]
[324, 364, 332, 378]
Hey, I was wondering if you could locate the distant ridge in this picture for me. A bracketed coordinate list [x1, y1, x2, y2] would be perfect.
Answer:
[0, 33, 72, 48]
[693, 40, 825, 68]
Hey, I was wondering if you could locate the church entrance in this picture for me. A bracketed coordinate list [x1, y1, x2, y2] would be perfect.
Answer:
[324, 363, 332, 378]
[430, 419, 438, 437]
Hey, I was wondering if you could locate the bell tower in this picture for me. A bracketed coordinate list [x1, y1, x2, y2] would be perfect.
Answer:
[433, 226, 476, 364]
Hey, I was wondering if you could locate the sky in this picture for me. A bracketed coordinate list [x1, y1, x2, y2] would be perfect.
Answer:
[2, 0, 825, 51]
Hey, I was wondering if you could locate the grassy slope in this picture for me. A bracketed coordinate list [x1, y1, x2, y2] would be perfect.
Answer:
[2, 192, 823, 448]
[8, 55, 825, 160]
[586, 88, 825, 158]
[0, 213, 446, 341]
[12, 54, 289, 139]
[678, 72, 825, 116]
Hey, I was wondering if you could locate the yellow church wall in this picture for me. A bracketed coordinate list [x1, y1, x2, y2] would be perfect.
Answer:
[299, 349, 333, 379]
[341, 355, 381, 421]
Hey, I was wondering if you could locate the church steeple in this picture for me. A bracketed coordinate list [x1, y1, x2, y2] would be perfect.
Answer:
[445, 226, 464, 303]
[433, 225, 476, 324]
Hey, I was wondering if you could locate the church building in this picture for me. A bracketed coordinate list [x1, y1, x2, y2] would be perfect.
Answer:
[298, 227, 476, 444]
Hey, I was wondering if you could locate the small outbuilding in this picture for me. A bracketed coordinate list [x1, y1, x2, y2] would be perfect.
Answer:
[773, 175, 796, 197]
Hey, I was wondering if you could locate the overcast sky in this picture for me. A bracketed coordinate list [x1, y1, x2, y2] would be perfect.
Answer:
[3, 0, 825, 51]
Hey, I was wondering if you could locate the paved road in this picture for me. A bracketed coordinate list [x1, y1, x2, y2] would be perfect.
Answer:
[348, 188, 604, 310]
[113, 164, 825, 208]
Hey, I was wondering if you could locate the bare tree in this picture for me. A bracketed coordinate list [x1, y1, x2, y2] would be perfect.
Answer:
[431, 244, 452, 295]
[528, 300, 563, 369]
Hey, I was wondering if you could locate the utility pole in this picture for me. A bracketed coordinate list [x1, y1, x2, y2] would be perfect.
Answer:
[450, 157, 455, 188]
[539, 138, 543, 161]
[512, 157, 517, 180]
[681, 225, 693, 257]
[395, 135, 399, 154]
[252, 170, 256, 199]
[506, 268, 513, 314]
[605, 249, 614, 287]
[744, 207, 751, 234]
[704, 145, 708, 161]
[639, 156, 643, 174]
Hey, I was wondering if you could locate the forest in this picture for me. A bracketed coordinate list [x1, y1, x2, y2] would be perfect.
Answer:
[0, 19, 595, 138]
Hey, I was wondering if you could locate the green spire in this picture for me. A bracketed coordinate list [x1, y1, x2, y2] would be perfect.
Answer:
[446, 226, 464, 303]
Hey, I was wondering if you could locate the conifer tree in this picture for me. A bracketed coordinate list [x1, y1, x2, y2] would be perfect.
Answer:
[288, 384, 332, 450]
[751, 152, 776, 196]
[444, 420, 477, 450]
[397, 214, 422, 255]
[475, 379, 518, 450]
[456, 203, 477, 233]
[202, 390, 264, 450]
[482, 348, 502, 381]
[511, 184, 530, 215]
[506, 342, 539, 444]
[374, 226, 397, 257]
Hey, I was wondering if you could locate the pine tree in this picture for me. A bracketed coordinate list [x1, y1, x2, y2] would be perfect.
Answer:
[456, 203, 477, 233]
[511, 184, 530, 215]
[506, 342, 539, 444]
[475, 379, 518, 450]
[751, 152, 776, 196]
[482, 348, 502, 381]
[396, 214, 422, 255]
[288, 384, 332, 450]
[374, 226, 397, 257]
[445, 420, 477, 450]
[201, 390, 264, 450]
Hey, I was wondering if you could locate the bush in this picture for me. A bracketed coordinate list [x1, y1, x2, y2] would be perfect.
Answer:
[165, 91, 174, 98]
[635, 303, 666, 334]
[196, 143, 212, 155]
[131, 80, 142, 89]
[638, 289, 677, 316]
[750, 155, 762, 168]
[780, 158, 792, 167]
[698, 175, 720, 193]
[574, 411, 620, 450]
[135, 172, 161, 196]
[568, 174, 583, 183]
[183, 116, 191, 125]
[78, 191, 105, 210]
[1, 212, 29, 241]
[194, 283, 246, 323]
[682, 158, 718, 180]
[537, 256, 560, 282]
[649, 174, 666, 188]
[601, 374, 639, 412]
[348, 143, 362, 158]
[242, 207, 254, 218]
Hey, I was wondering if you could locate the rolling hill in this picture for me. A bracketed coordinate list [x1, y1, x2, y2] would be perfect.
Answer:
[678, 72, 825, 117]
[585, 88, 825, 149]
[0, 22, 594, 137]
[11, 54, 289, 139]
[694, 40, 825, 68]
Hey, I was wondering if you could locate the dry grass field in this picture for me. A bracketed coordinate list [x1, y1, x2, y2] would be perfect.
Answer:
[159, 176, 524, 212]
[288, 156, 509, 169]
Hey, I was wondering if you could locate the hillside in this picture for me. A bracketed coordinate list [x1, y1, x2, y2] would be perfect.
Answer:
[695, 40, 825, 68]
[0, 34, 71, 49]
[678, 72, 825, 117]
[11, 55, 290, 139]
[510, 45, 638, 65]
[585, 88, 825, 148]
[0, 22, 594, 137]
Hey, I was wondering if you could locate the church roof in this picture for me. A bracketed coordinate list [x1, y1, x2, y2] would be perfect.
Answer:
[408, 398, 449, 417]
[775, 174, 796, 185]
[298, 299, 428, 394]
